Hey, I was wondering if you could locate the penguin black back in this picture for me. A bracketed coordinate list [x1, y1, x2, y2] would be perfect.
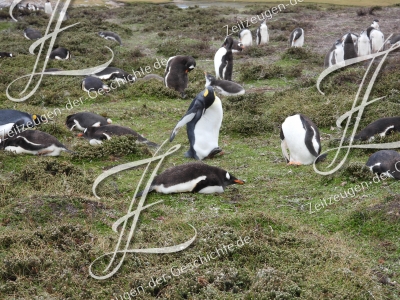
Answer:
[343, 33, 357, 60]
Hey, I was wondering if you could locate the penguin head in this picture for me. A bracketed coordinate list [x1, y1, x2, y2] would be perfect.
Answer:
[200, 86, 217, 109]
[204, 72, 215, 87]
[184, 56, 196, 73]
[223, 36, 234, 50]
[344, 33, 353, 44]
[224, 171, 245, 187]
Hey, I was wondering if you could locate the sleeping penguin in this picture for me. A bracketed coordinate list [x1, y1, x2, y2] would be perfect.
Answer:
[204, 72, 244, 96]
[82, 76, 110, 93]
[256, 20, 269, 45]
[170, 86, 223, 160]
[0, 109, 45, 139]
[98, 31, 122, 45]
[164, 55, 196, 98]
[24, 28, 42, 40]
[352, 117, 400, 142]
[66, 112, 112, 131]
[289, 28, 304, 47]
[79, 125, 158, 148]
[280, 114, 325, 165]
[49, 47, 71, 60]
[0, 130, 71, 156]
[214, 36, 234, 81]
[137, 162, 244, 196]
[366, 150, 400, 180]
[92, 67, 135, 82]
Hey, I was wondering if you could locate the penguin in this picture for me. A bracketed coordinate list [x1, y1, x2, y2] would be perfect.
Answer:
[44, 0, 52, 14]
[367, 27, 384, 53]
[343, 33, 357, 60]
[0, 109, 45, 139]
[82, 76, 110, 93]
[324, 40, 343, 68]
[66, 112, 112, 131]
[0, 52, 12, 58]
[289, 28, 304, 48]
[366, 150, 400, 180]
[204, 72, 244, 96]
[357, 30, 371, 57]
[352, 117, 400, 142]
[222, 37, 243, 53]
[388, 34, 400, 47]
[163, 55, 196, 98]
[341, 33, 358, 46]
[98, 31, 122, 45]
[26, 3, 38, 10]
[49, 47, 71, 60]
[0, 130, 71, 156]
[92, 67, 135, 82]
[371, 19, 380, 31]
[79, 125, 158, 148]
[239, 28, 252, 47]
[280, 114, 325, 165]
[256, 20, 269, 45]
[136, 162, 244, 196]
[24, 28, 42, 40]
[214, 36, 234, 81]
[170, 86, 223, 160]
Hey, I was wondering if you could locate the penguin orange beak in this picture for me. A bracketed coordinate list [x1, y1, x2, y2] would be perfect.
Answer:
[77, 133, 84, 137]
[234, 179, 245, 185]
[185, 69, 188, 73]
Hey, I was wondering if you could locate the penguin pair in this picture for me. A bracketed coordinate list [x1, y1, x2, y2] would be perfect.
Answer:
[24, 28, 42, 40]
[0, 109, 45, 139]
[0, 130, 71, 156]
[82, 76, 110, 93]
[289, 28, 304, 48]
[366, 150, 400, 180]
[79, 125, 158, 148]
[239, 28, 252, 47]
[214, 36, 234, 81]
[98, 31, 122, 45]
[324, 39, 344, 68]
[164, 55, 196, 98]
[92, 67, 135, 82]
[0, 52, 13, 58]
[170, 86, 223, 160]
[137, 162, 244, 196]
[49, 47, 71, 60]
[352, 117, 400, 142]
[204, 72, 244, 96]
[280, 114, 325, 165]
[66, 112, 112, 131]
[256, 20, 269, 45]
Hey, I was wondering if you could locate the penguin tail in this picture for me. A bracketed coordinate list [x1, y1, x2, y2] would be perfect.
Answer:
[315, 153, 327, 163]
[135, 186, 154, 198]
[145, 140, 159, 149]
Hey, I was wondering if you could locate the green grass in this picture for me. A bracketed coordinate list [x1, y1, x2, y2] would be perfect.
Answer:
[0, 3, 400, 300]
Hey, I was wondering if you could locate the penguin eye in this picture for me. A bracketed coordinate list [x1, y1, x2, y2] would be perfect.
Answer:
[226, 172, 230, 180]
[203, 89, 209, 97]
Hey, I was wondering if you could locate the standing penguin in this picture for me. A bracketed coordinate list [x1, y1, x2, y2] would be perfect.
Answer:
[44, 0, 52, 14]
[214, 36, 234, 81]
[343, 33, 357, 60]
[256, 20, 269, 45]
[164, 55, 196, 98]
[239, 28, 252, 47]
[136, 162, 244, 196]
[357, 30, 371, 57]
[366, 150, 400, 180]
[204, 72, 244, 96]
[24, 28, 42, 40]
[170, 86, 223, 160]
[82, 76, 110, 93]
[280, 114, 325, 165]
[352, 117, 400, 141]
[49, 47, 71, 60]
[324, 40, 343, 68]
[367, 27, 384, 53]
[0, 109, 44, 139]
[66, 112, 112, 131]
[289, 28, 304, 48]
[0, 130, 71, 156]
[98, 31, 122, 46]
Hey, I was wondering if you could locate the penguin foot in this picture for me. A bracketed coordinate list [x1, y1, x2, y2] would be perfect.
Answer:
[207, 147, 223, 159]
[38, 149, 53, 156]
[288, 161, 302, 166]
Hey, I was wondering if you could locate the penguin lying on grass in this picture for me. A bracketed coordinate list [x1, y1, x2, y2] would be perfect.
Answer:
[366, 150, 400, 180]
[280, 114, 326, 165]
[170, 86, 223, 160]
[79, 125, 158, 148]
[82, 76, 110, 93]
[0, 130, 72, 156]
[204, 72, 244, 96]
[352, 117, 400, 142]
[92, 67, 135, 82]
[66, 112, 112, 131]
[49, 47, 71, 60]
[136, 162, 244, 196]
[0, 109, 45, 139]
[0, 52, 13, 58]
[98, 31, 122, 45]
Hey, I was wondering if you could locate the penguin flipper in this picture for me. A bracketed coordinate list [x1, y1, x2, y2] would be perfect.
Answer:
[170, 100, 205, 142]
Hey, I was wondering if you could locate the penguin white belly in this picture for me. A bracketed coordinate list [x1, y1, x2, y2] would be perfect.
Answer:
[154, 176, 206, 194]
[371, 31, 384, 53]
[193, 98, 223, 160]
[90, 139, 103, 146]
[0, 123, 15, 138]
[259, 27, 269, 44]
[199, 186, 224, 194]
[293, 33, 304, 47]
[282, 118, 318, 165]
[5, 146, 36, 155]
[214, 48, 226, 80]
[241, 33, 252, 47]
[334, 47, 344, 66]
[358, 36, 371, 56]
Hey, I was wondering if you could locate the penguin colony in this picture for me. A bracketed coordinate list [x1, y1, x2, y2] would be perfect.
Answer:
[1, 5, 399, 207]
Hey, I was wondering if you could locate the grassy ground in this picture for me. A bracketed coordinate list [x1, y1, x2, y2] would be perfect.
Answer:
[1, 2, 400, 300]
